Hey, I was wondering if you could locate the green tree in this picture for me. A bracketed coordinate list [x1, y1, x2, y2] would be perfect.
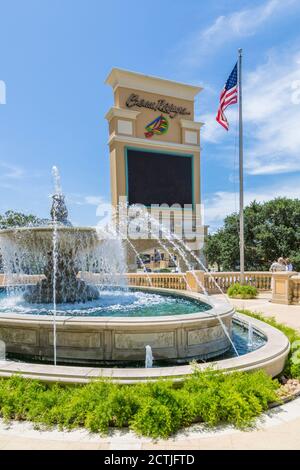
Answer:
[204, 198, 300, 271]
[0, 210, 45, 229]
[0, 211, 46, 272]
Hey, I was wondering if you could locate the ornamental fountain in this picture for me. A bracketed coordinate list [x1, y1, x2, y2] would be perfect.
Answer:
[0, 168, 289, 379]
[0, 191, 102, 305]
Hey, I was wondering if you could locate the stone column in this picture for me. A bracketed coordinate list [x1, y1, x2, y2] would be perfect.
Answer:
[185, 270, 205, 293]
[126, 246, 138, 273]
[290, 274, 300, 304]
[271, 272, 297, 305]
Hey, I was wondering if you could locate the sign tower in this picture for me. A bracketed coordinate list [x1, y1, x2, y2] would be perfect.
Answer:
[105, 68, 205, 271]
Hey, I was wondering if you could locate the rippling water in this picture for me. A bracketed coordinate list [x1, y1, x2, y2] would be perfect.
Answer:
[0, 288, 211, 317]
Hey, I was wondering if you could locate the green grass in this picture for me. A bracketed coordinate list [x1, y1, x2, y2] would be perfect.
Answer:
[0, 369, 280, 438]
[237, 309, 300, 379]
[227, 283, 258, 299]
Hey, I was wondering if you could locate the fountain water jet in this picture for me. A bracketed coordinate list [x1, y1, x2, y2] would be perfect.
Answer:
[52, 166, 59, 365]
[0, 341, 5, 361]
[247, 321, 254, 349]
[130, 206, 239, 356]
[145, 345, 153, 368]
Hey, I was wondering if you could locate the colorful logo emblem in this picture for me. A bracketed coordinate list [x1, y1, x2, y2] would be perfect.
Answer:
[144, 114, 169, 138]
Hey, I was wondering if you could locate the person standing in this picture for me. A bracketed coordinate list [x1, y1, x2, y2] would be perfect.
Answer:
[285, 258, 294, 271]
[269, 258, 286, 272]
[270, 258, 286, 291]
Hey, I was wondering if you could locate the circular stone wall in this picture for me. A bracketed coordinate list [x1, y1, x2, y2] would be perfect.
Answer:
[0, 289, 233, 365]
[0, 312, 290, 384]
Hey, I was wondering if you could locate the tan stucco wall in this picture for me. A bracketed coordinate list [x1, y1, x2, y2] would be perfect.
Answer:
[114, 87, 195, 144]
[105, 68, 204, 269]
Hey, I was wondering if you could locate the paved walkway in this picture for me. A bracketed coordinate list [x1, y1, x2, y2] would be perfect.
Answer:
[0, 295, 299, 450]
[226, 292, 300, 332]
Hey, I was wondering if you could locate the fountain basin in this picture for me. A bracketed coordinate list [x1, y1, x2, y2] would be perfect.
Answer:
[0, 311, 289, 383]
[0, 288, 233, 364]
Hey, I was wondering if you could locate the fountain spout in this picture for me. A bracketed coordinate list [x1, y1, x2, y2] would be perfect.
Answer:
[50, 167, 71, 226]
[247, 322, 253, 349]
[145, 345, 153, 368]
[0, 340, 5, 361]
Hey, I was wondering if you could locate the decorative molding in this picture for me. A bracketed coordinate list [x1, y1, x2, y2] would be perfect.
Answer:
[180, 119, 204, 130]
[108, 133, 200, 153]
[105, 106, 140, 121]
[117, 119, 133, 135]
[105, 68, 202, 101]
[185, 130, 198, 145]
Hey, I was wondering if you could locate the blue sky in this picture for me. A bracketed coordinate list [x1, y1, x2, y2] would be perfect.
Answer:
[1, 0, 300, 230]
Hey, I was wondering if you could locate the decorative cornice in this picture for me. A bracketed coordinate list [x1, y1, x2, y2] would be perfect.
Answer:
[105, 106, 140, 121]
[180, 119, 204, 130]
[105, 68, 202, 101]
[108, 133, 200, 152]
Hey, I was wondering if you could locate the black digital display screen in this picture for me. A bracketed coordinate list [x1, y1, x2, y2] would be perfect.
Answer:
[126, 149, 193, 207]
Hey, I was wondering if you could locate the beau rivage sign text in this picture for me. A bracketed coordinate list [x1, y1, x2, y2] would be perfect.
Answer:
[125, 93, 191, 119]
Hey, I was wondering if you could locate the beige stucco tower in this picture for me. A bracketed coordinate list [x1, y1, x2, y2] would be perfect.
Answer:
[105, 68, 205, 271]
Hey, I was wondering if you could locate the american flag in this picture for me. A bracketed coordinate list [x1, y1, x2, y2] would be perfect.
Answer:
[216, 63, 238, 130]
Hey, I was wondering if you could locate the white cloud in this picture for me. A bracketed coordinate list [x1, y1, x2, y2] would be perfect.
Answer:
[64, 193, 112, 228]
[84, 196, 104, 206]
[199, 109, 238, 143]
[0, 162, 26, 190]
[68, 194, 108, 207]
[200, 48, 300, 176]
[0, 162, 25, 179]
[243, 51, 300, 175]
[204, 179, 300, 231]
[67, 194, 112, 226]
[181, 0, 293, 65]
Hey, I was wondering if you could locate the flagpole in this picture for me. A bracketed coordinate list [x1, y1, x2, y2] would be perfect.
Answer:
[238, 48, 245, 283]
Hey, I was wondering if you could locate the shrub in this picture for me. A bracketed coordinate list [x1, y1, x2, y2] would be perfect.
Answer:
[227, 283, 258, 299]
[290, 362, 300, 379]
[182, 368, 278, 428]
[290, 341, 300, 379]
[0, 368, 280, 438]
[131, 381, 197, 437]
[0, 375, 47, 421]
[131, 401, 173, 438]
[106, 386, 142, 427]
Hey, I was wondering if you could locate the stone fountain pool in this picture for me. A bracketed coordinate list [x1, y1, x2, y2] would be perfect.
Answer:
[0, 168, 290, 381]
[0, 285, 235, 365]
[0, 287, 266, 363]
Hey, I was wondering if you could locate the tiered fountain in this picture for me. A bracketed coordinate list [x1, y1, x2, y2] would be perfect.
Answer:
[0, 169, 289, 380]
